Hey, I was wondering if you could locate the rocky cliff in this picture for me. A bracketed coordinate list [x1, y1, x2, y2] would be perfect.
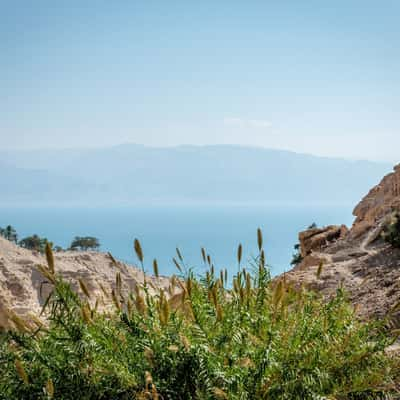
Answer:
[0, 237, 173, 330]
[351, 164, 400, 238]
[287, 164, 400, 320]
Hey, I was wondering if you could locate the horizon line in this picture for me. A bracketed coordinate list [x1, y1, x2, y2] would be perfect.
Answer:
[0, 142, 395, 165]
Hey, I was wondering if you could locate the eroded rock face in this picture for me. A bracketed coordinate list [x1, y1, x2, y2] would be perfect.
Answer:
[299, 225, 349, 258]
[351, 164, 400, 238]
[0, 237, 173, 330]
[283, 163, 400, 319]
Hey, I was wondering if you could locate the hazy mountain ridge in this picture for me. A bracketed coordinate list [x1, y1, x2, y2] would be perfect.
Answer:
[0, 145, 392, 206]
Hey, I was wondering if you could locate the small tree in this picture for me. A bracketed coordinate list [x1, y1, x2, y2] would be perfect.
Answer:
[0, 225, 18, 243]
[290, 242, 303, 265]
[69, 236, 100, 251]
[19, 234, 51, 253]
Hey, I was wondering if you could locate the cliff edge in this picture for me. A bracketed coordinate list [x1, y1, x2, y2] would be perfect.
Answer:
[286, 164, 400, 320]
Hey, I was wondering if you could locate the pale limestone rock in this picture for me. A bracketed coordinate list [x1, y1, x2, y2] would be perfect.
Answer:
[0, 237, 172, 329]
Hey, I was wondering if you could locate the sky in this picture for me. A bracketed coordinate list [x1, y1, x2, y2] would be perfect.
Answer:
[1, 1, 399, 162]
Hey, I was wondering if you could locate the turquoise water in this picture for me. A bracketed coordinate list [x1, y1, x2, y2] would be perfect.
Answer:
[0, 205, 353, 277]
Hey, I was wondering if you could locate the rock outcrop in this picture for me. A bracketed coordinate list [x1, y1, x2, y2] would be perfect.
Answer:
[0, 237, 173, 330]
[285, 164, 400, 320]
[299, 225, 349, 258]
[351, 164, 400, 238]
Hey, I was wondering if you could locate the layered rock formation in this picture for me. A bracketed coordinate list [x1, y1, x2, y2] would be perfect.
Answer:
[0, 237, 173, 329]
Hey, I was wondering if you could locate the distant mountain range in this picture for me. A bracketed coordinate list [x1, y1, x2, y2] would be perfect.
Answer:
[0, 144, 393, 206]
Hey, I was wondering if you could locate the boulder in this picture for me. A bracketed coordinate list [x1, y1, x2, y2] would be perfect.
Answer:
[299, 224, 348, 258]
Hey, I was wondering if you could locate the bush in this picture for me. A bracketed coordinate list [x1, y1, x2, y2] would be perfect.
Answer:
[0, 225, 18, 243]
[290, 223, 318, 266]
[19, 234, 51, 253]
[69, 236, 100, 251]
[0, 235, 399, 399]
[290, 243, 303, 266]
[382, 213, 400, 248]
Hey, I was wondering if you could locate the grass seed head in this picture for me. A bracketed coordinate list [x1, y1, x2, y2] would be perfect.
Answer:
[176, 247, 183, 262]
[246, 272, 251, 298]
[78, 279, 91, 299]
[37, 264, 56, 284]
[180, 333, 191, 351]
[134, 238, 144, 263]
[108, 252, 118, 267]
[45, 242, 55, 275]
[45, 379, 54, 398]
[257, 227, 263, 251]
[15, 359, 29, 385]
[201, 247, 206, 263]
[153, 259, 159, 278]
[135, 293, 146, 315]
[237, 243, 243, 266]
[111, 289, 121, 311]
[173, 257, 182, 273]
[81, 303, 92, 324]
[213, 387, 228, 399]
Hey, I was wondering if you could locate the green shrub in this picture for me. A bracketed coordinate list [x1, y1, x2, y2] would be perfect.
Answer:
[290, 243, 303, 266]
[0, 235, 399, 399]
[0, 225, 18, 243]
[19, 234, 52, 253]
[382, 213, 400, 248]
[69, 236, 100, 251]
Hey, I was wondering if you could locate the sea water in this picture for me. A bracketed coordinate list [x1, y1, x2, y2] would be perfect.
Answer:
[0, 205, 353, 277]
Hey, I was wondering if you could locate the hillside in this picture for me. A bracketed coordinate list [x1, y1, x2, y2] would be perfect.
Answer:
[0, 144, 391, 205]
[284, 164, 400, 320]
[0, 237, 171, 330]
[0, 161, 99, 204]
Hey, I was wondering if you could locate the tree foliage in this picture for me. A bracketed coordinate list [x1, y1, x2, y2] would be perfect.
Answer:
[290, 243, 303, 266]
[382, 213, 400, 248]
[19, 234, 51, 253]
[69, 236, 100, 251]
[0, 225, 18, 243]
[0, 233, 399, 399]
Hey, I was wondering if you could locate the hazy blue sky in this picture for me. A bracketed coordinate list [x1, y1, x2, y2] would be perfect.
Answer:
[1, 1, 399, 161]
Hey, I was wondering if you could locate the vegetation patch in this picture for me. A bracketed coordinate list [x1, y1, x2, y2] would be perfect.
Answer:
[0, 232, 399, 399]
[383, 213, 400, 248]
[0, 225, 100, 253]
